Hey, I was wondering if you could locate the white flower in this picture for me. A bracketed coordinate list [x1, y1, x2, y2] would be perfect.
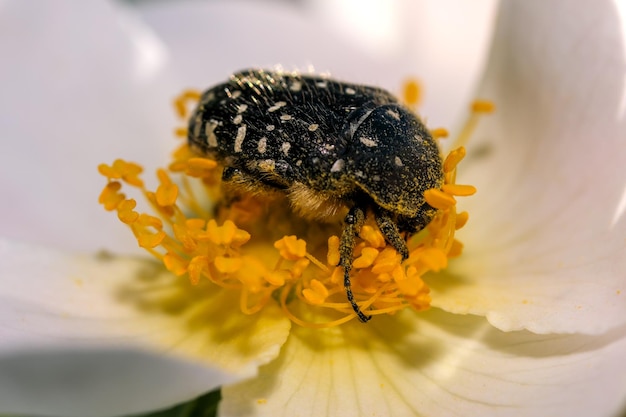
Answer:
[1, 1, 625, 417]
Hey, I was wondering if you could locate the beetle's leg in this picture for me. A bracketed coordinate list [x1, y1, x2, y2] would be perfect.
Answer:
[339, 206, 371, 323]
[374, 209, 409, 261]
[397, 203, 438, 235]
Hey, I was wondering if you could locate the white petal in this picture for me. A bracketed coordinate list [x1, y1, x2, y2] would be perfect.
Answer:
[129, 0, 497, 129]
[131, 1, 400, 87]
[309, 0, 499, 133]
[430, 0, 626, 334]
[222, 310, 626, 417]
[0, 0, 178, 254]
[2, 349, 227, 417]
[0, 239, 290, 416]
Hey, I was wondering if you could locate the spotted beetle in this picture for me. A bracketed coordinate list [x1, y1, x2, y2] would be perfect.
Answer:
[188, 69, 444, 322]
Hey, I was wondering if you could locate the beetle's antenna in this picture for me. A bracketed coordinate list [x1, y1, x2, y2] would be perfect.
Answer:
[339, 206, 372, 323]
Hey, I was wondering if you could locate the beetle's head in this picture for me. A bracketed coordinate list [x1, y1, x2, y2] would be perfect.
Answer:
[343, 104, 444, 218]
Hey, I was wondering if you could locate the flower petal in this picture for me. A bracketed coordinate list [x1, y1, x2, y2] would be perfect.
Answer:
[308, 0, 499, 132]
[0, 239, 290, 416]
[430, 0, 626, 334]
[1, 349, 226, 417]
[129, 0, 497, 128]
[222, 310, 626, 417]
[0, 0, 178, 254]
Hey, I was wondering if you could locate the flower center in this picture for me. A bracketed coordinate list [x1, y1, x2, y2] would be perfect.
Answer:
[98, 84, 491, 328]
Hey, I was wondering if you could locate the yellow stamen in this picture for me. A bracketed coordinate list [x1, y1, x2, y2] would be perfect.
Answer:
[266, 270, 290, 286]
[174, 90, 202, 119]
[99, 182, 125, 211]
[443, 147, 467, 173]
[303, 279, 329, 305]
[352, 247, 380, 269]
[163, 252, 188, 276]
[359, 225, 386, 248]
[205, 219, 251, 247]
[117, 199, 139, 224]
[431, 128, 449, 140]
[137, 229, 166, 249]
[371, 248, 402, 274]
[274, 236, 307, 261]
[98, 87, 487, 328]
[186, 158, 219, 178]
[455, 211, 469, 229]
[156, 169, 179, 206]
[448, 240, 464, 258]
[442, 184, 477, 196]
[174, 127, 188, 138]
[402, 78, 422, 107]
[98, 159, 144, 186]
[453, 99, 496, 149]
[326, 236, 340, 266]
[416, 248, 448, 272]
[472, 100, 496, 113]
[215, 256, 243, 274]
[424, 189, 457, 210]
[188, 255, 209, 284]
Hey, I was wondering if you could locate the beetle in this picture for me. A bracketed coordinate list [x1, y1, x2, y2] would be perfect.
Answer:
[188, 69, 444, 322]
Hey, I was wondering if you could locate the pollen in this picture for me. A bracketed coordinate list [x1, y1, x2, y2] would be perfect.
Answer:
[98, 88, 484, 328]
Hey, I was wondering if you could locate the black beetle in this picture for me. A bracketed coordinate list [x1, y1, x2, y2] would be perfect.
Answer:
[188, 69, 444, 322]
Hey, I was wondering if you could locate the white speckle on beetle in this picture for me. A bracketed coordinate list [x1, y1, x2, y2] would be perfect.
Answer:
[280, 114, 292, 121]
[395, 156, 404, 166]
[373, 175, 381, 181]
[233, 114, 243, 124]
[237, 104, 248, 113]
[316, 81, 327, 88]
[230, 90, 242, 99]
[205, 121, 218, 147]
[258, 137, 268, 154]
[345, 87, 356, 95]
[308, 123, 319, 132]
[268, 101, 286, 112]
[324, 144, 335, 151]
[296, 160, 302, 166]
[234, 126, 247, 153]
[330, 159, 345, 172]
[355, 170, 365, 178]
[386, 109, 400, 120]
[266, 124, 275, 131]
[348, 109, 375, 137]
[359, 136, 378, 147]
[281, 142, 291, 155]
[289, 81, 302, 92]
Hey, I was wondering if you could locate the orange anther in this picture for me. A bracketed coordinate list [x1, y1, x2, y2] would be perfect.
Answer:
[443, 147, 466, 173]
[424, 189, 457, 210]
[442, 184, 477, 196]
[274, 236, 307, 260]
